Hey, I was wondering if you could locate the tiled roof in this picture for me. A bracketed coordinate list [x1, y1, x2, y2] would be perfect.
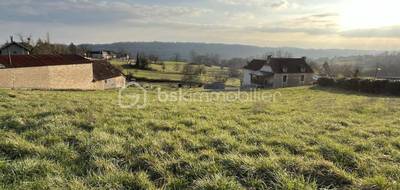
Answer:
[244, 57, 314, 73]
[0, 42, 33, 51]
[0, 54, 92, 68]
[0, 55, 123, 81]
[92, 60, 123, 81]
[243, 59, 266, 71]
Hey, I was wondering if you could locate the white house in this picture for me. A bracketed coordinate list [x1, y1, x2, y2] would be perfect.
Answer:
[242, 56, 315, 88]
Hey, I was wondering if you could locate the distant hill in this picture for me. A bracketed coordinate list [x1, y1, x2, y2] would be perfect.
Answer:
[81, 42, 381, 60]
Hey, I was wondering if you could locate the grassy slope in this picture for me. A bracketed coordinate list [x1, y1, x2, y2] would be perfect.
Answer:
[0, 87, 400, 189]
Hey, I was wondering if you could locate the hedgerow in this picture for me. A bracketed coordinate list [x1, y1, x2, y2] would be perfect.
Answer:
[317, 77, 400, 95]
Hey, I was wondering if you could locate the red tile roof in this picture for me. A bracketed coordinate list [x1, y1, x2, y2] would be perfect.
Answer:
[0, 54, 92, 68]
[0, 55, 124, 81]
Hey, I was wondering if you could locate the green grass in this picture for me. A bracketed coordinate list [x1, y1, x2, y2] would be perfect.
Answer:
[0, 86, 400, 189]
[110, 60, 241, 86]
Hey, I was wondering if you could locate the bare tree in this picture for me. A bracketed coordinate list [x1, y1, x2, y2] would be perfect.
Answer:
[148, 54, 159, 64]
[182, 64, 202, 87]
[173, 53, 181, 62]
[263, 49, 293, 59]
[213, 70, 229, 83]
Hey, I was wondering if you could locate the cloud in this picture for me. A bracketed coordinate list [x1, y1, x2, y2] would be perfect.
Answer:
[216, 0, 292, 9]
[341, 25, 400, 38]
[253, 13, 339, 35]
[0, 0, 208, 24]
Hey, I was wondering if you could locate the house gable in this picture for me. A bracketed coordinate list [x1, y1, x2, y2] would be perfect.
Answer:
[260, 65, 272, 72]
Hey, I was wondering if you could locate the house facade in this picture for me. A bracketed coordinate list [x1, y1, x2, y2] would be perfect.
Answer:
[0, 42, 32, 55]
[88, 50, 116, 60]
[0, 55, 125, 90]
[242, 56, 314, 88]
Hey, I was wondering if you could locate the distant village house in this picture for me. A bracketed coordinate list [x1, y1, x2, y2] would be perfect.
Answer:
[0, 55, 125, 90]
[242, 56, 314, 88]
[0, 37, 32, 56]
[88, 50, 116, 60]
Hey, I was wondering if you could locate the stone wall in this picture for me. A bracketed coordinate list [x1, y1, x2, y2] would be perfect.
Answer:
[273, 73, 314, 88]
[0, 63, 109, 90]
[93, 76, 126, 90]
[48, 64, 94, 90]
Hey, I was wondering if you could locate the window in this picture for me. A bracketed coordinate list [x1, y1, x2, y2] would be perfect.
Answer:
[282, 67, 288, 73]
[283, 75, 288, 83]
[301, 75, 305, 82]
[300, 67, 306, 73]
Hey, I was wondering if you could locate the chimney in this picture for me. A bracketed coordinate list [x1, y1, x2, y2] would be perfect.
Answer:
[267, 55, 272, 60]
[302, 56, 306, 60]
[10, 36, 13, 43]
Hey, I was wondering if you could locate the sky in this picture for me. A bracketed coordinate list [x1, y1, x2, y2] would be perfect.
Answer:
[1, 0, 400, 50]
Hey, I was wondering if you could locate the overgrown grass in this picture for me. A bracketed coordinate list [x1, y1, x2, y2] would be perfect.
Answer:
[0, 87, 400, 189]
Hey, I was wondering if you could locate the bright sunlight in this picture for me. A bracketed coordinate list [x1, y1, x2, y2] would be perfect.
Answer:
[340, 0, 400, 30]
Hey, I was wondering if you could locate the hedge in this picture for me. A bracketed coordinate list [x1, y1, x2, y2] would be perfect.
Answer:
[317, 77, 400, 95]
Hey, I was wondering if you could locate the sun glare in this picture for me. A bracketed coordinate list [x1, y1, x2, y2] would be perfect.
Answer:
[340, 0, 400, 30]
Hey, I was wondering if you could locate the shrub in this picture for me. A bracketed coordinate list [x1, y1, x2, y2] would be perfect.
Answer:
[317, 77, 400, 95]
[317, 78, 335, 87]
[386, 81, 400, 95]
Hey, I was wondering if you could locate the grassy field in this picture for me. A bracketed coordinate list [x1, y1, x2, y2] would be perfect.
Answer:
[1, 86, 400, 189]
[110, 60, 241, 86]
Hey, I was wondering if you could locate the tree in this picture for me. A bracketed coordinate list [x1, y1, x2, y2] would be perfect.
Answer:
[16, 33, 32, 45]
[32, 38, 52, 54]
[148, 54, 159, 64]
[135, 52, 150, 70]
[182, 64, 201, 87]
[213, 70, 229, 83]
[228, 67, 241, 78]
[263, 49, 293, 59]
[161, 62, 166, 72]
[353, 68, 361, 78]
[196, 65, 207, 75]
[68, 43, 77, 54]
[220, 58, 248, 69]
[323, 62, 333, 78]
[174, 63, 181, 72]
[173, 53, 181, 62]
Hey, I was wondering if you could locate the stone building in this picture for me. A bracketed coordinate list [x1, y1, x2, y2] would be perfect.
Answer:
[242, 56, 314, 88]
[0, 55, 125, 90]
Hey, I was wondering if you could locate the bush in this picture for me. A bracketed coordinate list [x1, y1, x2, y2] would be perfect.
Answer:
[386, 81, 400, 95]
[317, 77, 400, 95]
[317, 78, 335, 87]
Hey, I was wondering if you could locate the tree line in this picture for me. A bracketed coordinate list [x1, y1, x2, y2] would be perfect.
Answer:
[313, 52, 400, 78]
